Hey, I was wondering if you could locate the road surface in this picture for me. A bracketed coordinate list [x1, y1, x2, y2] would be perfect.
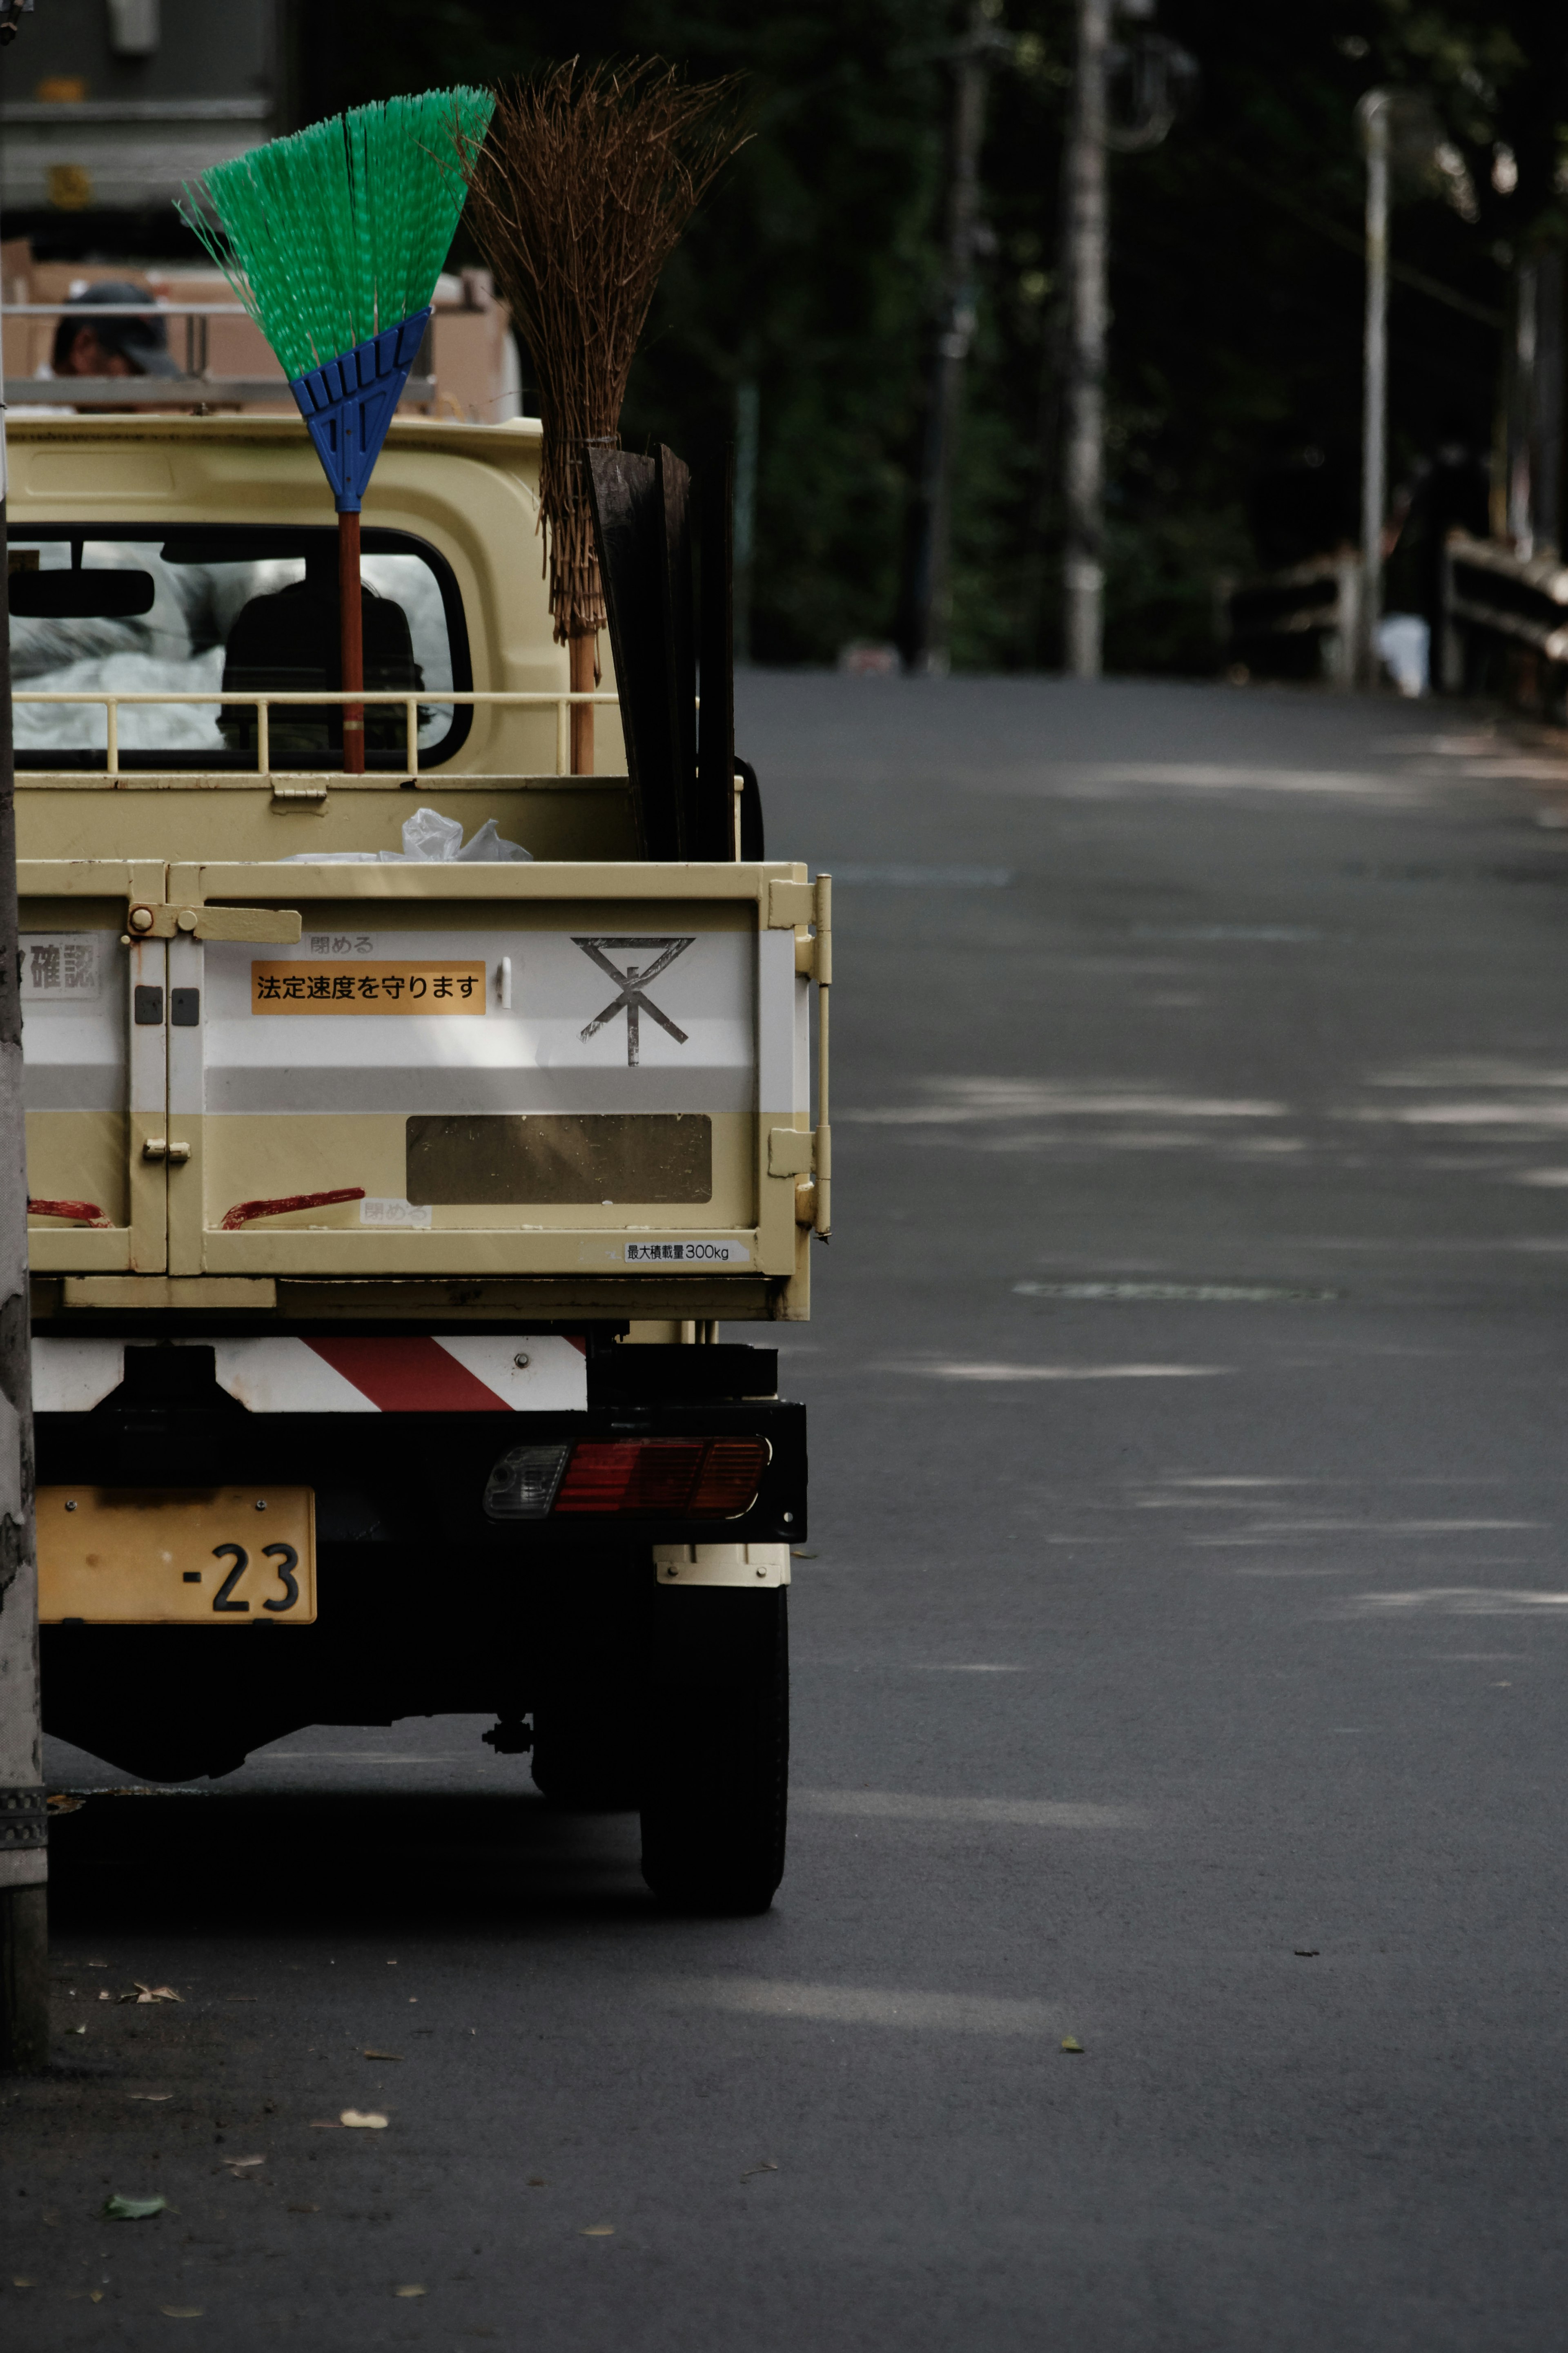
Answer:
[13, 676, 1568, 2350]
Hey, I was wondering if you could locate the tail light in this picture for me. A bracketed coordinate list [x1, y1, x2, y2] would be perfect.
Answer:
[485, 1436, 771, 1522]
[555, 1437, 770, 1517]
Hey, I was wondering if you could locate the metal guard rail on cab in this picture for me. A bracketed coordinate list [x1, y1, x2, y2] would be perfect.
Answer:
[13, 687, 623, 779]
[3, 300, 436, 411]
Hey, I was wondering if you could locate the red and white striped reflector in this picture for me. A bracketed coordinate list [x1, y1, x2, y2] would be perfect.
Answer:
[31, 1334, 588, 1414]
[554, 1438, 770, 1517]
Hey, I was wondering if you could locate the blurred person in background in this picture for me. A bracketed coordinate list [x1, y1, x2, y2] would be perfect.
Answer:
[50, 281, 181, 384]
[1382, 419, 1493, 694]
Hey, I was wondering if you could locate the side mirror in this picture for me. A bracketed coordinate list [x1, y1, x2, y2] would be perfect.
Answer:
[9, 569, 156, 620]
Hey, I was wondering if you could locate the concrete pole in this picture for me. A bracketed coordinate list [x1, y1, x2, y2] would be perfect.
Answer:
[902, 2, 995, 675]
[1508, 260, 1539, 558]
[1533, 251, 1562, 559]
[0, 401, 49, 2073]
[1357, 89, 1390, 691]
[733, 379, 759, 668]
[1062, 0, 1110, 679]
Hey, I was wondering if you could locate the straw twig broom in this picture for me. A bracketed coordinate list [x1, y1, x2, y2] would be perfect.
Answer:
[459, 60, 743, 774]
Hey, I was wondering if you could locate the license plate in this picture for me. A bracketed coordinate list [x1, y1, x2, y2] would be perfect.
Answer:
[37, 1487, 316, 1625]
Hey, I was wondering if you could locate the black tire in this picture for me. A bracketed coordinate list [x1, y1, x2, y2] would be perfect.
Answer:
[640, 1585, 788, 1914]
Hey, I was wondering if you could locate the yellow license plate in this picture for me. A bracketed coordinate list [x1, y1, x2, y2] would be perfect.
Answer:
[38, 1488, 316, 1625]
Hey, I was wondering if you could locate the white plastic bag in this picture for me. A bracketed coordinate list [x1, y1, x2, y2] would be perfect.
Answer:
[394, 805, 465, 861]
[1376, 613, 1430, 699]
[451, 816, 532, 863]
[283, 807, 532, 864]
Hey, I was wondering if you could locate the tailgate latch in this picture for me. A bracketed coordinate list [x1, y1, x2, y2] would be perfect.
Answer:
[125, 903, 302, 944]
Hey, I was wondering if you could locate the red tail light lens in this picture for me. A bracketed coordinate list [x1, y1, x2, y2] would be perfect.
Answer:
[691, 1440, 773, 1515]
[554, 1437, 770, 1516]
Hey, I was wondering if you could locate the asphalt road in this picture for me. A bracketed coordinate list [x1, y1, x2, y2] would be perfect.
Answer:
[14, 676, 1568, 2350]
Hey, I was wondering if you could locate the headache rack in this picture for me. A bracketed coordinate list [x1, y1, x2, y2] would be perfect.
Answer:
[13, 685, 623, 784]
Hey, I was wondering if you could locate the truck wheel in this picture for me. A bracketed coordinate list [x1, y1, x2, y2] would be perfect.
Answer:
[640, 1586, 788, 1915]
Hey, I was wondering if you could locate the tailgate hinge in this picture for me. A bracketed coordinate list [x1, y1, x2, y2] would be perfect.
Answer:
[766, 879, 814, 929]
[767, 1127, 815, 1178]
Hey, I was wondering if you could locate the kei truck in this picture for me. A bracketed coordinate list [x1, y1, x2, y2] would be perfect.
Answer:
[11, 410, 829, 1914]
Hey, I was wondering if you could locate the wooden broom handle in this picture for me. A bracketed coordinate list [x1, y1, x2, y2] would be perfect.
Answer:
[570, 630, 595, 775]
[339, 510, 365, 776]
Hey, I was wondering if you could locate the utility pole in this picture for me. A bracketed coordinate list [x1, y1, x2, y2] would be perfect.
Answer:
[1507, 259, 1539, 557]
[733, 378, 759, 667]
[1357, 88, 1390, 690]
[901, 2, 1009, 675]
[0, 0, 49, 2077]
[0, 459, 46, 2076]
[1062, 0, 1111, 678]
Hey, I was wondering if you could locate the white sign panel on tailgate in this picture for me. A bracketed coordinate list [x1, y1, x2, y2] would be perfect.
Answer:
[198, 930, 756, 1117]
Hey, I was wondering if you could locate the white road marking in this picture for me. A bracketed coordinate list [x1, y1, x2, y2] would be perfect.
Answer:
[882, 1361, 1229, 1381]
[847, 1079, 1286, 1125]
[1346, 1590, 1568, 1615]
[828, 863, 1014, 887]
[661, 1978, 1067, 2036]
[794, 1790, 1143, 1828]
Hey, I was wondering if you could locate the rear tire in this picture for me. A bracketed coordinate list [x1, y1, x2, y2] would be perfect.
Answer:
[640, 1586, 788, 1914]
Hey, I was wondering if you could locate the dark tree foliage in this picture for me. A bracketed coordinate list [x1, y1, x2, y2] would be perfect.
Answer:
[297, 0, 1568, 674]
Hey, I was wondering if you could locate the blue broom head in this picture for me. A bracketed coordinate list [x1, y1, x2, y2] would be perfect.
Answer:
[288, 312, 432, 513]
[180, 87, 496, 511]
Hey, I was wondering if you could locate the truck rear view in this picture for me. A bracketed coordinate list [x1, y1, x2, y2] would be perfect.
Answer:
[19, 402, 826, 1912]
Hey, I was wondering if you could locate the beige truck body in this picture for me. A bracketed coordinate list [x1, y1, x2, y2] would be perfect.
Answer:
[11, 413, 824, 1329]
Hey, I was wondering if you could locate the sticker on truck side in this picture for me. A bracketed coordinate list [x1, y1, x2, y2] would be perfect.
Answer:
[18, 934, 102, 1001]
[359, 1198, 434, 1229]
[251, 961, 487, 1012]
[625, 1240, 751, 1264]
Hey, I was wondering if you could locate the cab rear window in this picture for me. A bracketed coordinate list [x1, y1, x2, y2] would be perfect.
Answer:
[7, 524, 472, 771]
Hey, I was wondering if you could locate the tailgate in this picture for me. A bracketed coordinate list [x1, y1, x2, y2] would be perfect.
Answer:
[20, 857, 826, 1312]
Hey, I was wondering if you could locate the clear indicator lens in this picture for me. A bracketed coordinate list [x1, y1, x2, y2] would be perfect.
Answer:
[483, 1442, 571, 1521]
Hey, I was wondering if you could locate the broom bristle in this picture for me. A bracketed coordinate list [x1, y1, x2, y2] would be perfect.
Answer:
[180, 88, 496, 381]
[458, 60, 744, 645]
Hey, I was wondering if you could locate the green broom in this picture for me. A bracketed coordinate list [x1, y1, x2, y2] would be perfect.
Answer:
[178, 89, 495, 775]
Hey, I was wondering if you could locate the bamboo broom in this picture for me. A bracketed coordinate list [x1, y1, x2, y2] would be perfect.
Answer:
[457, 61, 742, 775]
[179, 90, 495, 776]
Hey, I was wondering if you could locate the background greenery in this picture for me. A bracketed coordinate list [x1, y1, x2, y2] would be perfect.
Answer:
[296, 2, 1567, 674]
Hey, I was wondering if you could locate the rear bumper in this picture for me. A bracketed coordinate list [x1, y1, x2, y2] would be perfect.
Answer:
[32, 1335, 805, 1550]
[35, 1338, 806, 1777]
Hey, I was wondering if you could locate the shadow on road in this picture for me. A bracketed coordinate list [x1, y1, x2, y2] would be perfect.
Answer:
[45, 1788, 654, 1937]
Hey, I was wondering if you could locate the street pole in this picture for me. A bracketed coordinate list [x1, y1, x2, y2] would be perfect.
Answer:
[1062, 0, 1110, 679]
[0, 426, 47, 2074]
[1358, 88, 1390, 691]
[1508, 260, 1539, 557]
[733, 378, 759, 667]
[901, 2, 1001, 675]
[0, 0, 50, 2077]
